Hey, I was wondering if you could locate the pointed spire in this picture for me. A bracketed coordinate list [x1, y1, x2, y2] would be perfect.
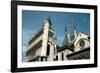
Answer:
[70, 18, 77, 34]
[65, 24, 67, 33]
[69, 18, 78, 41]
[72, 18, 76, 30]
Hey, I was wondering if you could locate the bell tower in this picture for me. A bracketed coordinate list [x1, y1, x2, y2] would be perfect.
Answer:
[41, 17, 56, 61]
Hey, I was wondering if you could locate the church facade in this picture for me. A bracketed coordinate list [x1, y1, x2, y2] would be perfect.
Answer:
[26, 17, 90, 62]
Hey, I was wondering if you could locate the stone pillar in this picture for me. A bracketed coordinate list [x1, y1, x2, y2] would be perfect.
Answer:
[40, 57, 47, 61]
[63, 51, 66, 60]
[39, 57, 41, 62]
[58, 53, 61, 61]
[49, 44, 54, 61]
[65, 50, 68, 60]
[41, 22, 49, 56]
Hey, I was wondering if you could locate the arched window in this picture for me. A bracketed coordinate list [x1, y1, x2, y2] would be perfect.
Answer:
[47, 45, 50, 55]
[62, 53, 64, 60]
[56, 55, 58, 60]
[79, 40, 85, 49]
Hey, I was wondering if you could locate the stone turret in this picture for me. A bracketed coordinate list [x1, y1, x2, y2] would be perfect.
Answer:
[41, 17, 52, 56]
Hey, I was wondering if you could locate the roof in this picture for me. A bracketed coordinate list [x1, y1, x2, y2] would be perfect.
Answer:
[28, 17, 53, 45]
[28, 28, 43, 45]
[67, 47, 90, 57]
[57, 44, 74, 52]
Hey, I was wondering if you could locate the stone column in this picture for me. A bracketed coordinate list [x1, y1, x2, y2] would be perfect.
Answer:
[49, 44, 54, 61]
[41, 22, 49, 56]
[58, 53, 61, 61]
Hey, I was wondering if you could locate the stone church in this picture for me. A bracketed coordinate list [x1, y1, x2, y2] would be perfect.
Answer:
[26, 17, 90, 62]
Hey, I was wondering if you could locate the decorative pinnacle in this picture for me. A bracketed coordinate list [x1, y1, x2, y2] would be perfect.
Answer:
[47, 16, 52, 25]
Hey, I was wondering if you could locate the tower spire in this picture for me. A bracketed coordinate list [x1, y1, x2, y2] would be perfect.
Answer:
[65, 24, 67, 33]
[62, 24, 70, 46]
[70, 18, 76, 34]
[70, 18, 77, 41]
[72, 18, 76, 31]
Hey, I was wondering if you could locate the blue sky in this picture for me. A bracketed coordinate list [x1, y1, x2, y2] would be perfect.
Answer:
[22, 10, 90, 62]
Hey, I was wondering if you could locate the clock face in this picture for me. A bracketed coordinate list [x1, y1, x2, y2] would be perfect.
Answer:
[79, 40, 85, 48]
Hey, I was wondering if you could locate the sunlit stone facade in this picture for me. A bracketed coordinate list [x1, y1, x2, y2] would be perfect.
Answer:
[26, 17, 90, 62]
